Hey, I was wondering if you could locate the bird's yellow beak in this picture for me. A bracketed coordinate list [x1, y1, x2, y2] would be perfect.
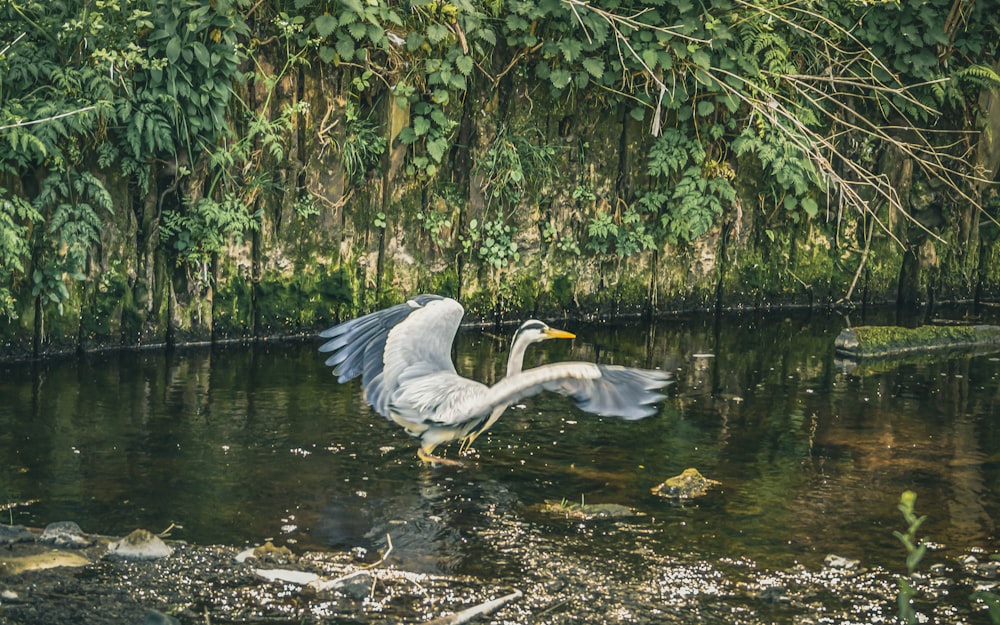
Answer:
[544, 328, 576, 340]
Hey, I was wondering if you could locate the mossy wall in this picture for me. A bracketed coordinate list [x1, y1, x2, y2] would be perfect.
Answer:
[2, 52, 999, 360]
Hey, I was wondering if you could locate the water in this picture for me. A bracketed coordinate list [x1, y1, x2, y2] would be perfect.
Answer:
[3, 309, 1000, 621]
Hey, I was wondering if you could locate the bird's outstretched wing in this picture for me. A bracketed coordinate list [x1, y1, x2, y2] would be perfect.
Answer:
[425, 362, 672, 426]
[318, 295, 465, 418]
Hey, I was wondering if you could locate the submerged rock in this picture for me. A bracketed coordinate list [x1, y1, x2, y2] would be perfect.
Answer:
[40, 521, 93, 548]
[107, 529, 173, 560]
[651, 468, 720, 499]
[0, 550, 90, 576]
[537, 500, 639, 520]
[0, 524, 35, 545]
[143, 609, 181, 625]
[824, 554, 860, 570]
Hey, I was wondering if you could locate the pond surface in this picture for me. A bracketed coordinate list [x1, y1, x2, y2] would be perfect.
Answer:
[3, 307, 1000, 622]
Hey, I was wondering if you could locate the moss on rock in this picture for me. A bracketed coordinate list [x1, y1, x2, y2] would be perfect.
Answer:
[835, 324, 1000, 358]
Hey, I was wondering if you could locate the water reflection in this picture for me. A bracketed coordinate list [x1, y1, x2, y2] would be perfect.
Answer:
[2, 309, 1000, 581]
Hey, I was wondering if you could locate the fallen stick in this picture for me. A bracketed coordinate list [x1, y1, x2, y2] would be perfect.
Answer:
[421, 589, 523, 625]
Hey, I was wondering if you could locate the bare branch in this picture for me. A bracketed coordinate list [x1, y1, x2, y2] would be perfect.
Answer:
[0, 105, 98, 132]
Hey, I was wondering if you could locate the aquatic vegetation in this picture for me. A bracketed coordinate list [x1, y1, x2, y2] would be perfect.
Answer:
[894, 490, 927, 624]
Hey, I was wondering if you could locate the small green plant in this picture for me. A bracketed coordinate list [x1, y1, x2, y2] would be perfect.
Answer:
[973, 587, 1000, 625]
[416, 209, 453, 248]
[459, 217, 519, 269]
[340, 101, 387, 185]
[478, 218, 519, 269]
[557, 494, 586, 511]
[293, 194, 320, 219]
[474, 125, 557, 209]
[542, 221, 581, 256]
[571, 184, 596, 202]
[894, 490, 927, 625]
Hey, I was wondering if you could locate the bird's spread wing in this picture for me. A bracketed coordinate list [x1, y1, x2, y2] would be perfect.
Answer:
[422, 362, 672, 426]
[318, 295, 464, 418]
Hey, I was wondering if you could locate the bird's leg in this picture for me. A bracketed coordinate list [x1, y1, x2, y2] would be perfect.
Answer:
[417, 446, 464, 467]
[458, 433, 480, 456]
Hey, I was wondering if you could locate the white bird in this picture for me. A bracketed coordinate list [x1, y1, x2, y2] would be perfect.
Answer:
[319, 295, 671, 465]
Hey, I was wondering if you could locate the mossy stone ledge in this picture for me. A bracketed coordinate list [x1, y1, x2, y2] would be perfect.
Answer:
[835, 324, 1000, 359]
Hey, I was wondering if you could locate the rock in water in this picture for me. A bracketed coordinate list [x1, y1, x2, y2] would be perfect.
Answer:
[835, 324, 1000, 359]
[107, 529, 173, 560]
[651, 468, 720, 499]
[144, 608, 181, 625]
[824, 554, 860, 570]
[0, 551, 90, 576]
[40, 521, 92, 548]
[0, 525, 35, 546]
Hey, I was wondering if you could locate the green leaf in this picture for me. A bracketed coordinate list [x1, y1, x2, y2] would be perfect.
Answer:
[693, 68, 715, 87]
[549, 68, 572, 89]
[427, 137, 447, 162]
[800, 197, 818, 217]
[347, 21, 367, 40]
[696, 100, 715, 117]
[412, 116, 431, 136]
[718, 93, 740, 113]
[455, 55, 474, 76]
[427, 23, 451, 44]
[691, 49, 711, 69]
[397, 127, 417, 144]
[341, 0, 365, 14]
[318, 45, 336, 63]
[641, 47, 659, 70]
[314, 14, 338, 37]
[559, 39, 583, 62]
[406, 32, 425, 51]
[165, 37, 182, 63]
[192, 42, 210, 67]
[477, 28, 497, 46]
[336, 37, 355, 60]
[582, 57, 605, 78]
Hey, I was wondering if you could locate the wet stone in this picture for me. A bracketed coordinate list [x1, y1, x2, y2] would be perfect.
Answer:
[0, 550, 91, 575]
[651, 468, 721, 499]
[337, 572, 374, 601]
[824, 554, 860, 570]
[536, 501, 639, 520]
[107, 529, 173, 561]
[40, 521, 92, 548]
[250, 541, 296, 565]
[143, 609, 181, 625]
[758, 586, 791, 603]
[0, 524, 35, 545]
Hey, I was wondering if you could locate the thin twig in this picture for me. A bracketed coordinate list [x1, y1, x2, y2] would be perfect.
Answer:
[0, 32, 26, 58]
[421, 589, 524, 625]
[364, 532, 394, 569]
[0, 105, 98, 132]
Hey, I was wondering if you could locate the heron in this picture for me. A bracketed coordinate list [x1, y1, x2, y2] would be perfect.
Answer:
[319, 295, 671, 465]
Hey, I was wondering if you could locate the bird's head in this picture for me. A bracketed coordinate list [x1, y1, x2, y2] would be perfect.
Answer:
[515, 320, 576, 345]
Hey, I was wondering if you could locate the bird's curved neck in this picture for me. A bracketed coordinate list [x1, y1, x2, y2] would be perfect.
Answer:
[505, 332, 532, 376]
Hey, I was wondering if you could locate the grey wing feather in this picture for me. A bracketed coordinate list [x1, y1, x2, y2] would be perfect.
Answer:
[318, 294, 443, 382]
[318, 295, 464, 420]
[426, 362, 672, 426]
[543, 365, 671, 420]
